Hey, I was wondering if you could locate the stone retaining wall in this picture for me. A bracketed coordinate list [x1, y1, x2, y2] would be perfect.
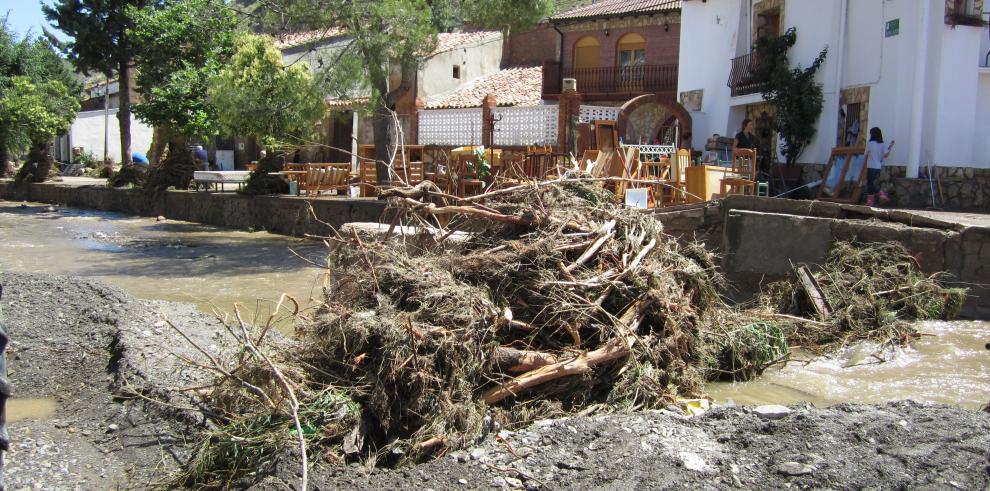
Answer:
[0, 181, 388, 237]
[799, 164, 990, 210]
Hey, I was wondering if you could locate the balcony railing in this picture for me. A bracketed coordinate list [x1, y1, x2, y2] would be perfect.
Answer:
[542, 61, 678, 97]
[727, 52, 767, 97]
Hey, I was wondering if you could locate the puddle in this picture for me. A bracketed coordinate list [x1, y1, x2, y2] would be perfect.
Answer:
[706, 320, 990, 409]
[6, 398, 57, 422]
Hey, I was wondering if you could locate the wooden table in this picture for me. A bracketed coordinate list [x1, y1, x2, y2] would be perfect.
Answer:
[685, 165, 732, 202]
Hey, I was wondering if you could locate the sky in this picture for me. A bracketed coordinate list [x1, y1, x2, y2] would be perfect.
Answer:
[1, 0, 68, 41]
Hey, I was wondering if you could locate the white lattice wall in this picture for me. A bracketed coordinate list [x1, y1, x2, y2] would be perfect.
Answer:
[492, 105, 559, 146]
[579, 105, 620, 123]
[418, 108, 484, 146]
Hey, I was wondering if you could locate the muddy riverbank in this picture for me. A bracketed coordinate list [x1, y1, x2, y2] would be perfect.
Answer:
[2, 269, 989, 489]
[0, 271, 238, 489]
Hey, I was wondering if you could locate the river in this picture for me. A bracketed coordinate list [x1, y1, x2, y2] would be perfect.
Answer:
[1, 201, 987, 409]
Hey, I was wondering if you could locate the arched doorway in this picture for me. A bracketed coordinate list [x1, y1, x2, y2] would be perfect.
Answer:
[574, 36, 600, 70]
[616, 94, 693, 148]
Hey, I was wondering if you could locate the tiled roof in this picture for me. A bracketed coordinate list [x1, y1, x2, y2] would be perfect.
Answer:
[429, 30, 501, 56]
[551, 0, 681, 21]
[273, 28, 347, 49]
[425, 66, 544, 109]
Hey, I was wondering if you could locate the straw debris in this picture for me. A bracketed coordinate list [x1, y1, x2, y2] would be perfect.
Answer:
[174, 181, 966, 488]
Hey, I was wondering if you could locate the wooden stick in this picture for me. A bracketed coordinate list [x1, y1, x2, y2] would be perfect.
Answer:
[483, 301, 644, 404]
[398, 198, 533, 226]
[494, 347, 559, 373]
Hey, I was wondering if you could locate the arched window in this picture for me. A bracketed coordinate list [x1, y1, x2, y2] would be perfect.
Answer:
[617, 33, 646, 68]
[574, 36, 600, 70]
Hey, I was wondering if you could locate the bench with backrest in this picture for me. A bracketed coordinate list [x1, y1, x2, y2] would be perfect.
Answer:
[289, 163, 352, 196]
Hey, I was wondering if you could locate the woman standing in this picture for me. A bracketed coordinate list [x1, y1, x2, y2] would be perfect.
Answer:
[733, 118, 758, 151]
[864, 127, 894, 207]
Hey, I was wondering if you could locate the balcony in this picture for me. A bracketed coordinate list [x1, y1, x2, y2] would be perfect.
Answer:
[726, 52, 767, 97]
[541, 61, 678, 99]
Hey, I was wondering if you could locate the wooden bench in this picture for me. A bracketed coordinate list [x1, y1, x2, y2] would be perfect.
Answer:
[287, 163, 352, 196]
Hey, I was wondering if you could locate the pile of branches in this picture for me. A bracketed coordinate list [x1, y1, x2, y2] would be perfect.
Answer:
[174, 181, 967, 488]
[761, 241, 967, 351]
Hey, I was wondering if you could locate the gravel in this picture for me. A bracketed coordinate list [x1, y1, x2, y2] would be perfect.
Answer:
[0, 271, 236, 488]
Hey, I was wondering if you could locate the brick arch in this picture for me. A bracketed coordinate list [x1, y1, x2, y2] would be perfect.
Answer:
[616, 94, 693, 148]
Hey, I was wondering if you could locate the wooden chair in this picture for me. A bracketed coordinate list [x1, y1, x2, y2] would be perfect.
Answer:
[451, 154, 485, 197]
[720, 149, 758, 197]
[611, 146, 640, 200]
[359, 161, 379, 197]
[395, 161, 424, 186]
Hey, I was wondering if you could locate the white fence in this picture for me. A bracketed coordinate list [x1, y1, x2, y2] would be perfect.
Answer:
[492, 105, 558, 147]
[418, 108, 484, 146]
[579, 105, 620, 123]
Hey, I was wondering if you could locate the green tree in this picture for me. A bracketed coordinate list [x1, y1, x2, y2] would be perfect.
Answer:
[0, 21, 81, 181]
[44, 0, 159, 170]
[248, 0, 550, 184]
[3, 77, 80, 182]
[755, 27, 828, 166]
[208, 33, 325, 193]
[128, 0, 239, 190]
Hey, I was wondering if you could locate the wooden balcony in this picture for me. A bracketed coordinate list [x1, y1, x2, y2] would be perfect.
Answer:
[542, 61, 678, 99]
[726, 52, 767, 97]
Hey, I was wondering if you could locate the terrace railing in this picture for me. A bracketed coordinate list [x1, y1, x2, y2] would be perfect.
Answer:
[542, 61, 678, 96]
[727, 52, 767, 97]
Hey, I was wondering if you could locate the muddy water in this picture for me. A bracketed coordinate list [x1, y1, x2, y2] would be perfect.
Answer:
[0, 202, 328, 329]
[6, 398, 57, 422]
[2, 201, 988, 410]
[706, 320, 990, 409]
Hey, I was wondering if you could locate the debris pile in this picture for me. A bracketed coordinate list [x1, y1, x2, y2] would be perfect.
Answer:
[175, 181, 966, 488]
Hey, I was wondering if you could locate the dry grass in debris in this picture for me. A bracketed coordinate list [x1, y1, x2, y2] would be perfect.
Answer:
[171, 180, 966, 489]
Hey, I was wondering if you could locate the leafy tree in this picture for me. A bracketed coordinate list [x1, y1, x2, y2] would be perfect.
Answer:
[128, 0, 239, 190]
[3, 77, 80, 182]
[208, 33, 325, 194]
[44, 0, 159, 170]
[755, 27, 828, 166]
[247, 0, 551, 184]
[0, 21, 81, 181]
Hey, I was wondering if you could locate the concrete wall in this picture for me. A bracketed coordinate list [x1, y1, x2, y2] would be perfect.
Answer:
[417, 35, 504, 100]
[677, 0, 990, 170]
[0, 182, 388, 238]
[67, 109, 155, 163]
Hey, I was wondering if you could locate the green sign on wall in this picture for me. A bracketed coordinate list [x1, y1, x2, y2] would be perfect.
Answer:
[885, 18, 900, 37]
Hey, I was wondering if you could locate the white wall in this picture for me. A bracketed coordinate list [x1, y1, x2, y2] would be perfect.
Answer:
[68, 109, 155, 163]
[678, 0, 990, 169]
[417, 35, 503, 100]
[677, 0, 743, 143]
[976, 74, 990, 166]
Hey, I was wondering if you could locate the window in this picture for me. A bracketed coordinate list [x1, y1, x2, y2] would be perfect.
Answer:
[617, 33, 646, 86]
[452, 65, 461, 79]
[617, 33, 646, 68]
[574, 36, 601, 70]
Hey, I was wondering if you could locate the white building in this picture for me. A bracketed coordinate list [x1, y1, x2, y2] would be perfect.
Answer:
[677, 0, 990, 174]
[53, 79, 155, 164]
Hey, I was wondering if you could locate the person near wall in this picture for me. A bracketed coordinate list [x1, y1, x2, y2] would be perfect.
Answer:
[194, 145, 209, 171]
[863, 127, 894, 207]
[733, 118, 758, 151]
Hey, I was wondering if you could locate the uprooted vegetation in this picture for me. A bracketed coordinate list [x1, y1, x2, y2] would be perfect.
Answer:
[170, 180, 966, 489]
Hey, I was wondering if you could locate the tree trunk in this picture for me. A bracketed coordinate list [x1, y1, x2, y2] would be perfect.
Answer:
[148, 126, 169, 165]
[372, 103, 395, 185]
[146, 136, 195, 191]
[118, 60, 132, 168]
[15, 140, 55, 183]
[0, 146, 12, 178]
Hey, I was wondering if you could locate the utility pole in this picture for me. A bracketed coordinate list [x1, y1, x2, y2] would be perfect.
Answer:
[103, 76, 110, 166]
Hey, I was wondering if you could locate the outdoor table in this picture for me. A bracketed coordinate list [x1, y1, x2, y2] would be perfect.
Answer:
[192, 171, 251, 192]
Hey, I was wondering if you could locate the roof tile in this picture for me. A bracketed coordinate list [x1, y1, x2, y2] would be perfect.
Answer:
[425, 66, 544, 109]
[551, 0, 681, 21]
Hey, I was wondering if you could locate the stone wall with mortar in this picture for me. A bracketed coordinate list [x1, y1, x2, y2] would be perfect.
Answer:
[799, 164, 990, 210]
[0, 181, 387, 237]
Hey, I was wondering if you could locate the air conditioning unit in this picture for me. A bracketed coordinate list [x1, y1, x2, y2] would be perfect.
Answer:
[562, 78, 577, 92]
